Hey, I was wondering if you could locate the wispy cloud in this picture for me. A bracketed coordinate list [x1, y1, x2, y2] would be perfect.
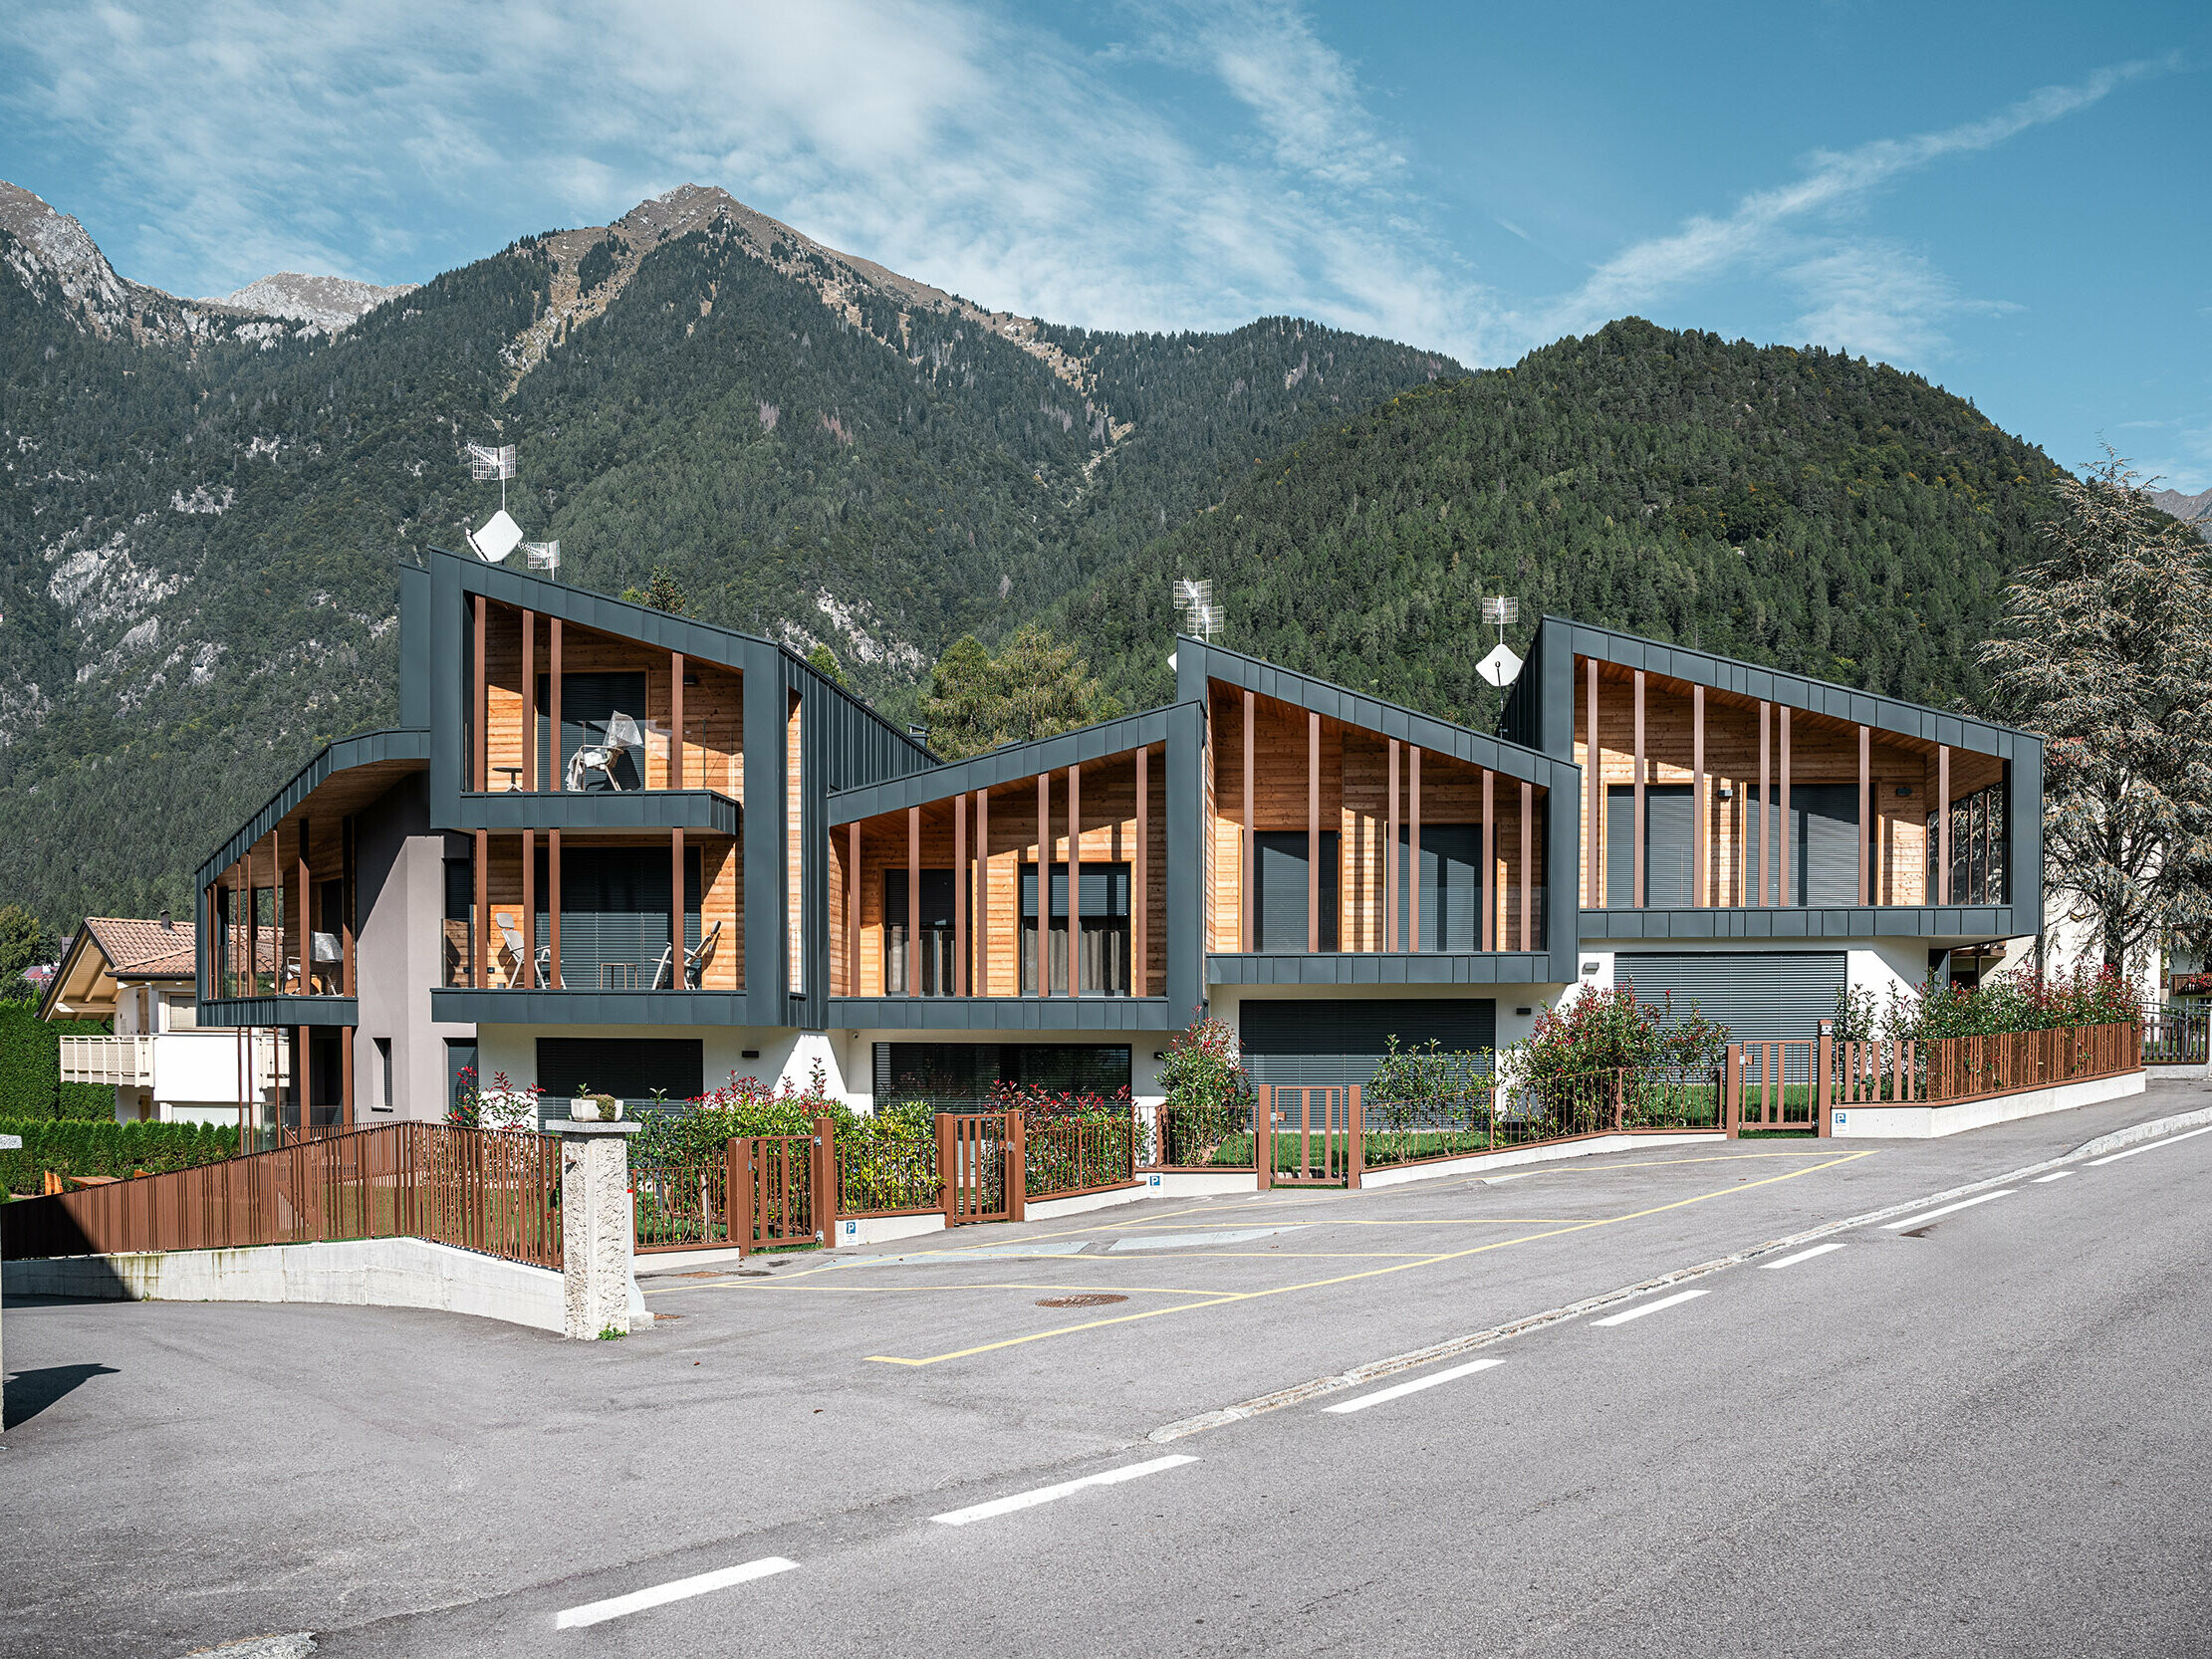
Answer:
[1512, 60, 2165, 364]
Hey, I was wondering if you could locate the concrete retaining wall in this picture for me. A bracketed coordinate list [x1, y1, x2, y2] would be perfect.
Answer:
[1832, 1069, 2145, 1138]
[2, 1237, 646, 1335]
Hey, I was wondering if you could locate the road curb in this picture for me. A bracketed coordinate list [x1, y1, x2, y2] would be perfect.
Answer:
[1147, 1090, 2212, 1444]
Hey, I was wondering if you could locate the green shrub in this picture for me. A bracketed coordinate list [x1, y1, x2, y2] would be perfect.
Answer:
[0, 1003, 114, 1119]
[0, 1117, 239, 1195]
[1835, 964, 2143, 1044]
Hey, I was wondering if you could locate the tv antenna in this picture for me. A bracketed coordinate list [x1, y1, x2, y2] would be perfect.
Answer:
[462, 441, 524, 563]
[522, 540, 561, 572]
[1173, 578, 1221, 641]
[1477, 594, 1523, 688]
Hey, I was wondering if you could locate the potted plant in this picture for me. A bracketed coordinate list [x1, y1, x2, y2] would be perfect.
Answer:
[569, 1089, 624, 1122]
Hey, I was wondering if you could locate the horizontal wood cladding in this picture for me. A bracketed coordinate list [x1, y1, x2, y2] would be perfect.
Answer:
[1574, 658, 2004, 910]
[478, 598, 744, 797]
[457, 830, 741, 992]
[836, 747, 1166, 999]
[1208, 684, 1547, 955]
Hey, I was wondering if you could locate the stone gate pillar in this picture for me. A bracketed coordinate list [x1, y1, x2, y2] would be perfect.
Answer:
[559, 1120, 642, 1339]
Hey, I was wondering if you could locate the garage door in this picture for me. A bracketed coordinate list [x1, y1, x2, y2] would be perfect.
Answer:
[1239, 999, 1497, 1089]
[1612, 952, 1844, 1044]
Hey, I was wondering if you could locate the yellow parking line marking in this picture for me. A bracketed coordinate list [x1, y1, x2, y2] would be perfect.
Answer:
[864, 1149, 1877, 1367]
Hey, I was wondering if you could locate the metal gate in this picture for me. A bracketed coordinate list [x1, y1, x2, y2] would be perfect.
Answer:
[1258, 1084, 1362, 1188]
[939, 1111, 1022, 1225]
[1726, 1042, 1822, 1134]
[729, 1129, 830, 1255]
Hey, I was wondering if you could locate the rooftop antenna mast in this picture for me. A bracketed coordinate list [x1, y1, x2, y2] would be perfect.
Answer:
[1172, 578, 1221, 642]
[463, 441, 524, 563]
[1477, 594, 1523, 688]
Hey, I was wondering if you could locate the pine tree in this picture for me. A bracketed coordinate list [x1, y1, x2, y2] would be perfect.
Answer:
[1980, 455, 2212, 972]
[921, 625, 1120, 760]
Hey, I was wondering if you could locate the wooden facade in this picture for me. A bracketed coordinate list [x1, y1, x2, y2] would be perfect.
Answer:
[1574, 657, 2006, 910]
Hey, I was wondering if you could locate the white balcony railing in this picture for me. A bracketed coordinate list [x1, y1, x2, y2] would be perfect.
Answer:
[60, 1034, 154, 1085]
[59, 1032, 289, 1090]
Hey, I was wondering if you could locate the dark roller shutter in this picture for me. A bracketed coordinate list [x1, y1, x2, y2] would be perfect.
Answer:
[1612, 952, 1844, 1044]
[1796, 785, 1859, 907]
[1605, 786, 1693, 908]
[537, 1038, 703, 1119]
[1395, 826, 1482, 950]
[1255, 832, 1339, 951]
[537, 671, 647, 791]
[1239, 999, 1496, 1089]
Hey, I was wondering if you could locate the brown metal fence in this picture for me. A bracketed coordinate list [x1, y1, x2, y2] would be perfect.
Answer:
[2145, 1005, 2208, 1065]
[939, 1112, 1015, 1224]
[1023, 1112, 1137, 1201]
[0, 1122, 562, 1269]
[1143, 1103, 1259, 1171]
[727, 1124, 835, 1255]
[632, 1159, 729, 1253]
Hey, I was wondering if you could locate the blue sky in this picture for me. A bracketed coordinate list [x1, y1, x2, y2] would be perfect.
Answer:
[5, 1, 2206, 487]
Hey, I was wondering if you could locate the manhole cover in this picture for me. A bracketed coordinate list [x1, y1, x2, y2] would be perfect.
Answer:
[1035, 1295, 1128, 1308]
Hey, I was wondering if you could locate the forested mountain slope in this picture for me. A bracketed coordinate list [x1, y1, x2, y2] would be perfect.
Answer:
[0, 183, 1451, 928]
[1058, 318, 2071, 728]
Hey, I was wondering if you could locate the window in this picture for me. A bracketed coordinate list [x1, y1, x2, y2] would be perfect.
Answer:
[1930, 782, 2007, 905]
[532, 845, 702, 990]
[873, 1043, 1131, 1111]
[1393, 826, 1489, 950]
[1606, 786, 1695, 908]
[884, 868, 959, 995]
[1021, 862, 1130, 995]
[1255, 831, 1340, 951]
[536, 1038, 704, 1117]
[163, 993, 198, 1032]
[372, 1037, 394, 1112]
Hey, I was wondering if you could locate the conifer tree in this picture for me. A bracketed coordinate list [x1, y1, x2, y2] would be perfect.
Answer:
[922, 625, 1119, 760]
[1980, 455, 2212, 972]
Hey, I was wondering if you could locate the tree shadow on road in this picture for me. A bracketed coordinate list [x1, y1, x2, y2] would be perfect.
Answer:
[6, 1362, 120, 1430]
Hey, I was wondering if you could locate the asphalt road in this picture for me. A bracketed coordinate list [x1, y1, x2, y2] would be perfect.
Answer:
[7, 1080, 2211, 1657]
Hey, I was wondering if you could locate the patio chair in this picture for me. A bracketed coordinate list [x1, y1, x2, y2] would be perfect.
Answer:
[649, 942, 676, 991]
[565, 712, 642, 792]
[494, 915, 527, 986]
[684, 919, 723, 988]
[286, 931, 345, 993]
[534, 942, 565, 991]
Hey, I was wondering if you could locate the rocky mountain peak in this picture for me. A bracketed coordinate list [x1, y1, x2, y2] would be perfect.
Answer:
[216, 271, 417, 333]
[0, 179, 134, 322]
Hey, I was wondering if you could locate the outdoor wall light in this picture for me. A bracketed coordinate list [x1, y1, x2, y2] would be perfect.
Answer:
[1716, 786, 1734, 800]
[1516, 1006, 1533, 1017]
[1581, 961, 1600, 975]
[741, 1049, 760, 1060]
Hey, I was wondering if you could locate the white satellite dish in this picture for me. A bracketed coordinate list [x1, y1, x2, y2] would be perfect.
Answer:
[523, 540, 561, 572]
[469, 509, 524, 563]
[1478, 641, 1524, 688]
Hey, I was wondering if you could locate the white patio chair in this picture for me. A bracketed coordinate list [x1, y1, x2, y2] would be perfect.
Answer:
[565, 712, 642, 792]
[534, 942, 565, 990]
[649, 942, 676, 991]
[495, 915, 526, 985]
[684, 919, 723, 988]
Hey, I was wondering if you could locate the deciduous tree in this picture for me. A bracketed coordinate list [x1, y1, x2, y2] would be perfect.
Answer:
[921, 625, 1119, 760]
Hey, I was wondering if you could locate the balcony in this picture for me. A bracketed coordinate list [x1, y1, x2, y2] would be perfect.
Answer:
[60, 1034, 152, 1086]
[60, 1033, 290, 1090]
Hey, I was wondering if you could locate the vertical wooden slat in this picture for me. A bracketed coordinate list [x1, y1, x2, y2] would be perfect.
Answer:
[1691, 684, 1705, 908]
[954, 792, 968, 997]
[1307, 713, 1320, 955]
[670, 650, 685, 791]
[1631, 669, 1645, 910]
[1757, 700, 1771, 905]
[548, 618, 563, 792]
[472, 829, 488, 989]
[520, 829, 536, 989]
[1037, 772, 1050, 994]
[1858, 723, 1871, 906]
[548, 830, 562, 990]
[1385, 739, 1399, 952]
[847, 821, 860, 996]
[1242, 689, 1256, 953]
[295, 818, 310, 993]
[907, 805, 921, 996]
[471, 592, 487, 792]
[520, 607, 535, 792]
[1068, 763, 1081, 998]
[1133, 755, 1147, 997]
[1520, 779, 1534, 952]
[340, 1025, 354, 1131]
[1409, 745, 1422, 953]
[1779, 707, 1793, 907]
[1937, 745, 1951, 906]
[1586, 657, 1599, 907]
[671, 829, 686, 989]
[291, 1025, 305, 1143]
[1481, 770, 1494, 952]
[977, 789, 991, 997]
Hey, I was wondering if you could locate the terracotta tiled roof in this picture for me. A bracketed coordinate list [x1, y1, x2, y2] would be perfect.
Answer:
[82, 916, 198, 979]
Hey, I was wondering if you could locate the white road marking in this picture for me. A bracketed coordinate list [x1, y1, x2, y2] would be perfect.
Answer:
[1760, 1242, 1846, 1271]
[1882, 1190, 2015, 1230]
[555, 1557, 796, 1629]
[2087, 1124, 2212, 1167]
[1324, 1357, 1505, 1414]
[2032, 1170, 2075, 1184]
[930, 1456, 1196, 1527]
[1592, 1288, 1708, 1326]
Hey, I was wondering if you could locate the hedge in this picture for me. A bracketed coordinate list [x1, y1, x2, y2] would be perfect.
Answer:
[0, 1002, 115, 1120]
[0, 1118, 238, 1196]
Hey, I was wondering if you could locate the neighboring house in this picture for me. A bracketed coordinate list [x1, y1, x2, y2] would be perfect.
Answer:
[191, 549, 2045, 1129]
[39, 914, 285, 1125]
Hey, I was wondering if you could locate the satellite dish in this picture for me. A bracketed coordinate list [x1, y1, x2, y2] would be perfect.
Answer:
[469, 509, 524, 563]
[522, 540, 561, 571]
[1478, 641, 1524, 688]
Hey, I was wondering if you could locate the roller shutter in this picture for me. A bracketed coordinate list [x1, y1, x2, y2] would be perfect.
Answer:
[1612, 952, 1844, 1044]
[1239, 999, 1496, 1089]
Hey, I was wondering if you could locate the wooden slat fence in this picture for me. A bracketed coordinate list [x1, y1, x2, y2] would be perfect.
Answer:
[2144, 1005, 2208, 1065]
[0, 1122, 562, 1269]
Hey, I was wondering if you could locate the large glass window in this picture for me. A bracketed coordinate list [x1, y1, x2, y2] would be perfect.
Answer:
[1930, 781, 2007, 905]
[533, 845, 702, 989]
[537, 671, 647, 792]
[1021, 862, 1130, 995]
[884, 868, 959, 995]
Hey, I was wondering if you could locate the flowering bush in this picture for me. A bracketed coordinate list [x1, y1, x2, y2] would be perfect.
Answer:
[1506, 987, 1729, 1091]
[1834, 964, 2141, 1045]
[1157, 1015, 1253, 1115]
[446, 1067, 544, 1132]
[989, 1080, 1132, 1121]
[632, 1064, 847, 1166]
[1366, 1038, 1492, 1130]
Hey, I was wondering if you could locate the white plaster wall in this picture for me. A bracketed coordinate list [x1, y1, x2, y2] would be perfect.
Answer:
[353, 774, 475, 1122]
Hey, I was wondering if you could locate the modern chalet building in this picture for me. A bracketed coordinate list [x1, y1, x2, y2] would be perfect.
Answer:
[191, 548, 2042, 1132]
